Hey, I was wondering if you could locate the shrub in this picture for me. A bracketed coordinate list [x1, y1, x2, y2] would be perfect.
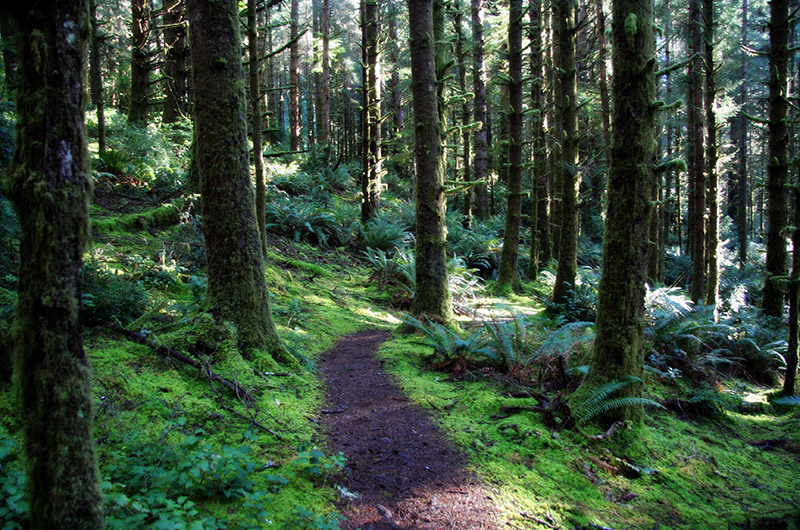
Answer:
[264, 196, 341, 247]
[358, 215, 409, 253]
[82, 262, 148, 325]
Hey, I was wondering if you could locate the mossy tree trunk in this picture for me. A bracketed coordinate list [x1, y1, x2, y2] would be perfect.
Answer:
[5, 0, 104, 526]
[703, 0, 719, 311]
[528, 0, 549, 280]
[496, 0, 524, 293]
[361, 0, 382, 223]
[248, 0, 268, 260]
[575, 0, 656, 423]
[408, 0, 455, 326]
[128, 0, 151, 124]
[162, 0, 188, 124]
[550, 0, 579, 306]
[762, 0, 789, 318]
[188, 0, 295, 367]
[687, 0, 706, 303]
[471, 0, 489, 220]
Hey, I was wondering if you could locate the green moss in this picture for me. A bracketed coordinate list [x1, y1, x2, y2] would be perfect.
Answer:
[375, 335, 800, 530]
[92, 204, 180, 233]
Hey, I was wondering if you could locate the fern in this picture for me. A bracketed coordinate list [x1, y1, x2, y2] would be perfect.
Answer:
[401, 314, 493, 366]
[573, 376, 664, 423]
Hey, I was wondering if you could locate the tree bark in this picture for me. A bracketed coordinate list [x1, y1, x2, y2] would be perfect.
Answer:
[785, 187, 800, 394]
[248, 0, 268, 259]
[129, 0, 151, 124]
[576, 0, 656, 423]
[703, 0, 719, 310]
[551, 0, 579, 307]
[320, 0, 331, 146]
[188, 0, 295, 366]
[736, 0, 749, 267]
[528, 0, 549, 279]
[289, 0, 300, 151]
[6, 0, 104, 526]
[453, 0, 472, 225]
[762, 0, 790, 318]
[471, 0, 489, 219]
[497, 0, 524, 292]
[89, 0, 106, 156]
[407, 0, 455, 326]
[163, 0, 188, 123]
[687, 0, 705, 303]
[361, 0, 382, 222]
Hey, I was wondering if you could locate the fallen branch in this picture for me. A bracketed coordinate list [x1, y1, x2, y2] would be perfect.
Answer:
[584, 421, 625, 441]
[519, 512, 561, 530]
[102, 321, 256, 403]
[220, 404, 281, 439]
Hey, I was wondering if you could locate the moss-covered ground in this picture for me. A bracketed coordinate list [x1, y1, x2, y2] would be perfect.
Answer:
[1, 195, 799, 530]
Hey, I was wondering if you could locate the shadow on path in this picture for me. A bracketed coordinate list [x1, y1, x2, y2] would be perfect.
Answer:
[320, 329, 500, 530]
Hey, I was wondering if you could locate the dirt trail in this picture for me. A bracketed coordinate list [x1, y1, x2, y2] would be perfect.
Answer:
[319, 330, 501, 530]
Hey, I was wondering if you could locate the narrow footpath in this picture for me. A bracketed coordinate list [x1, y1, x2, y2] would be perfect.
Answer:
[319, 329, 501, 530]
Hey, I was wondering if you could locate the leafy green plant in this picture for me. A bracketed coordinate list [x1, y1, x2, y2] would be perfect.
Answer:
[402, 314, 493, 373]
[483, 309, 539, 375]
[264, 196, 341, 247]
[572, 376, 664, 424]
[361, 247, 404, 289]
[545, 269, 599, 323]
[102, 428, 283, 530]
[82, 262, 148, 325]
[358, 216, 409, 253]
[0, 432, 26, 529]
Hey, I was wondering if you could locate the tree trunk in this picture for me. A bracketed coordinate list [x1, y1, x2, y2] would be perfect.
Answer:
[471, 0, 489, 219]
[89, 0, 106, 156]
[248, 0, 268, 259]
[188, 0, 295, 367]
[129, 0, 151, 124]
[496, 0, 524, 292]
[594, 0, 611, 172]
[453, 0, 472, 225]
[762, 0, 789, 318]
[703, 0, 719, 311]
[576, 0, 656, 423]
[407, 0, 455, 326]
[6, 0, 104, 526]
[289, 0, 300, 151]
[551, 0, 579, 307]
[320, 0, 331, 146]
[736, 0, 749, 267]
[361, 0, 382, 223]
[163, 0, 188, 123]
[785, 187, 800, 394]
[687, 0, 705, 303]
[529, 0, 550, 279]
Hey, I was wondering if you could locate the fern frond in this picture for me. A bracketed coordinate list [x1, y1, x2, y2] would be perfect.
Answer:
[576, 397, 665, 423]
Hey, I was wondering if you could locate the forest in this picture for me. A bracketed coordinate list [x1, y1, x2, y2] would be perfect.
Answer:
[0, 0, 799, 528]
